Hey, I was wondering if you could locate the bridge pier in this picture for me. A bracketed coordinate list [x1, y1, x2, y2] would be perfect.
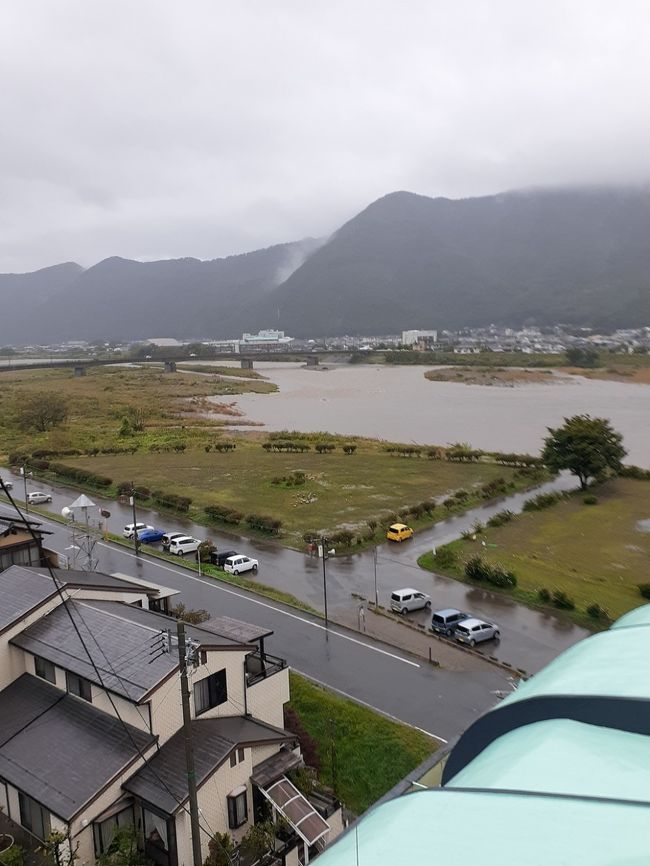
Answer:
[164, 360, 177, 373]
[305, 354, 320, 366]
[241, 359, 254, 370]
[73, 365, 86, 377]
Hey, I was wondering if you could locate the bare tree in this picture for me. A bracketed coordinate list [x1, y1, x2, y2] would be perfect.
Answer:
[19, 391, 68, 432]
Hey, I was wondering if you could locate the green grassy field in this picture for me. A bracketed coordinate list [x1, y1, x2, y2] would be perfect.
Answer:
[286, 673, 437, 814]
[0, 366, 275, 457]
[62, 441, 528, 545]
[421, 478, 650, 623]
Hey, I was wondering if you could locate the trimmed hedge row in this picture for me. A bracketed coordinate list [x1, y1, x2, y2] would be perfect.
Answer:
[151, 490, 192, 512]
[48, 462, 113, 488]
[465, 555, 517, 588]
[204, 504, 244, 525]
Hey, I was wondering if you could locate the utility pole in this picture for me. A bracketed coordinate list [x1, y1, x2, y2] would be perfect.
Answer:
[373, 546, 378, 607]
[21, 463, 30, 513]
[130, 482, 140, 556]
[319, 539, 329, 631]
[177, 622, 203, 866]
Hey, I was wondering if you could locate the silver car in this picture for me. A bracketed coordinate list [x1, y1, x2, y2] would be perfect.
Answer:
[27, 491, 52, 504]
[455, 617, 500, 647]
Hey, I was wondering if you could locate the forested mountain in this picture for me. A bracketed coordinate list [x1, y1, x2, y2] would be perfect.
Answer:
[2, 186, 650, 344]
[253, 186, 650, 336]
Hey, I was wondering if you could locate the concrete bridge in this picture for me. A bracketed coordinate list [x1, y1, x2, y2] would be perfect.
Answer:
[0, 351, 325, 375]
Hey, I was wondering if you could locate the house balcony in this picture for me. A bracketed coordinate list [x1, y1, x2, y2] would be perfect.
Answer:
[245, 651, 287, 687]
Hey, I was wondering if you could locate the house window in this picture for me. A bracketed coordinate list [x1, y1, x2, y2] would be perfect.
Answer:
[237, 748, 245, 763]
[66, 671, 93, 702]
[230, 753, 237, 768]
[193, 669, 227, 715]
[19, 792, 51, 840]
[227, 786, 248, 829]
[143, 808, 169, 853]
[93, 806, 135, 855]
[34, 656, 56, 684]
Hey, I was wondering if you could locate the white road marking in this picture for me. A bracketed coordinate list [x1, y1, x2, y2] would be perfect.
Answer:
[95, 543, 420, 666]
[294, 669, 448, 743]
[5, 500, 421, 671]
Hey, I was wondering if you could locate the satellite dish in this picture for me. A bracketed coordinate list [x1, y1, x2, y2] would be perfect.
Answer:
[61, 506, 73, 519]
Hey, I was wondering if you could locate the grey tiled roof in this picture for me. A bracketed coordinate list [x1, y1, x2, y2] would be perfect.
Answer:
[11, 599, 248, 702]
[0, 566, 59, 633]
[0, 674, 154, 821]
[11, 600, 180, 701]
[124, 716, 293, 814]
[31, 567, 158, 594]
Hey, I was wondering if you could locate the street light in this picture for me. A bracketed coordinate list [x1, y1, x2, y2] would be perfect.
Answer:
[129, 482, 140, 556]
[318, 539, 336, 631]
[20, 464, 32, 512]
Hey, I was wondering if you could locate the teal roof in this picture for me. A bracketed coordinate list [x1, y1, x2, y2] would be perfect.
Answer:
[315, 788, 650, 865]
[447, 719, 650, 802]
[500, 626, 650, 706]
[611, 603, 650, 630]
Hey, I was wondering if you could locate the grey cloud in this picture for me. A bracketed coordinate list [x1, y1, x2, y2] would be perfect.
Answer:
[2, 0, 650, 271]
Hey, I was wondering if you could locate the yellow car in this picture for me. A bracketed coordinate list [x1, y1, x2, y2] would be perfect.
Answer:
[386, 523, 414, 542]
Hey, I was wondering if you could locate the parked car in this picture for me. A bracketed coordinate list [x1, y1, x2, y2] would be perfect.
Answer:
[27, 491, 52, 504]
[123, 522, 153, 539]
[431, 608, 471, 636]
[1, 479, 13, 491]
[455, 618, 500, 647]
[169, 536, 201, 557]
[210, 549, 239, 567]
[390, 588, 431, 614]
[137, 528, 165, 544]
[386, 523, 414, 542]
[162, 532, 186, 550]
[223, 555, 258, 575]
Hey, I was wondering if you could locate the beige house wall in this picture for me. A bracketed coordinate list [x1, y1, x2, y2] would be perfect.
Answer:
[189, 649, 248, 720]
[246, 668, 290, 728]
[175, 744, 262, 866]
[0, 595, 65, 690]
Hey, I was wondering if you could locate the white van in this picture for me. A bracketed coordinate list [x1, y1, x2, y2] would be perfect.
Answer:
[390, 588, 431, 615]
[168, 536, 201, 557]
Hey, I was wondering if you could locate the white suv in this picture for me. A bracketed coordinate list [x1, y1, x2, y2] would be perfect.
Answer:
[224, 555, 258, 575]
[123, 522, 153, 539]
[169, 536, 201, 557]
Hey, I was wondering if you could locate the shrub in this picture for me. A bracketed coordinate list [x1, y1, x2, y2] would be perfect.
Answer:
[204, 504, 242, 525]
[442, 498, 455, 511]
[284, 706, 321, 771]
[315, 442, 335, 454]
[329, 529, 355, 547]
[152, 490, 192, 512]
[587, 603, 610, 621]
[0, 845, 24, 866]
[465, 556, 485, 581]
[538, 587, 551, 603]
[551, 590, 575, 610]
[245, 513, 282, 534]
[367, 519, 378, 532]
[342, 444, 357, 454]
[638, 583, 650, 600]
[620, 464, 650, 480]
[583, 494, 598, 505]
[487, 509, 515, 528]
[523, 491, 564, 512]
[213, 441, 236, 452]
[434, 546, 457, 568]
[480, 477, 508, 499]
[465, 556, 517, 588]
[472, 521, 484, 534]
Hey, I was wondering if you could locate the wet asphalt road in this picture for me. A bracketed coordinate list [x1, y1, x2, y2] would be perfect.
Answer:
[0, 495, 514, 744]
[2, 468, 588, 674]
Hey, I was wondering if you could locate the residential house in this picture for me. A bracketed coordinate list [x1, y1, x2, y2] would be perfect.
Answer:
[0, 565, 342, 866]
[0, 515, 50, 573]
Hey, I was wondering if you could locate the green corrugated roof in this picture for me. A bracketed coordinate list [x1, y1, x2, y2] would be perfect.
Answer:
[315, 788, 650, 865]
[447, 719, 650, 802]
[611, 603, 650, 630]
[500, 626, 650, 706]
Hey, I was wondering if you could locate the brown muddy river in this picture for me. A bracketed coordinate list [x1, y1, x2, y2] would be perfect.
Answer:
[208, 362, 650, 466]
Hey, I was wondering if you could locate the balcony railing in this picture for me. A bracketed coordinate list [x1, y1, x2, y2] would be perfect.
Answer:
[245, 651, 287, 687]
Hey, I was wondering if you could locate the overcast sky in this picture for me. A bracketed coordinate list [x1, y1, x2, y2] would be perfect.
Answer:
[2, 0, 650, 272]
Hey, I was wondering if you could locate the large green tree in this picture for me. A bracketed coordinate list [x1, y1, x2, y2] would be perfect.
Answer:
[542, 415, 626, 489]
